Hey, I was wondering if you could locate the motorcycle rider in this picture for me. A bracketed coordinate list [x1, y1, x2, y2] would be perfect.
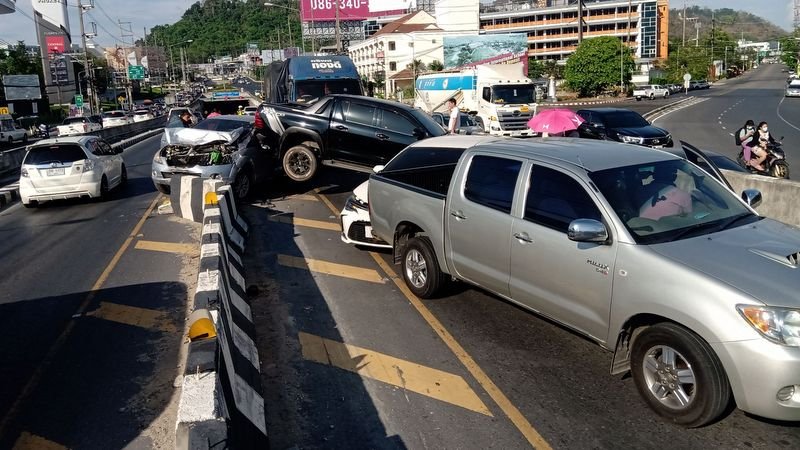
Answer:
[37, 122, 49, 138]
[744, 122, 777, 172]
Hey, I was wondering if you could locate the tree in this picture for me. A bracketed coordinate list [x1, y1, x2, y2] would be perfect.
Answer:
[428, 60, 444, 72]
[529, 59, 563, 79]
[779, 33, 800, 70]
[407, 59, 427, 73]
[564, 37, 634, 97]
[0, 41, 45, 103]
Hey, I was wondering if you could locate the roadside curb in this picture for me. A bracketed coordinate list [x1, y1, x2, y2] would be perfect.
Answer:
[539, 97, 631, 107]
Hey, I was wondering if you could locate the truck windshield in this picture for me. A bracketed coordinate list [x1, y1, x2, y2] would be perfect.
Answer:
[295, 80, 362, 103]
[491, 85, 535, 104]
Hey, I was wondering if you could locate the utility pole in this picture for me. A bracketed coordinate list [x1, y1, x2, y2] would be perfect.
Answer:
[77, 0, 94, 114]
[577, 0, 584, 43]
[626, 0, 632, 53]
[682, 1, 686, 46]
[118, 20, 134, 110]
[335, 0, 342, 52]
[711, 10, 716, 77]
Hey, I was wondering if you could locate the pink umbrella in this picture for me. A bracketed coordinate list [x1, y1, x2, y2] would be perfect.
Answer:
[527, 108, 585, 135]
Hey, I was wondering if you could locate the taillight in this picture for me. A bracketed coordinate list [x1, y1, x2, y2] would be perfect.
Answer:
[77, 159, 95, 172]
[83, 124, 89, 132]
[254, 111, 265, 130]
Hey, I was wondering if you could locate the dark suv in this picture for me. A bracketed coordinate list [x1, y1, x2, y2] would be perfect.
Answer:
[576, 108, 673, 148]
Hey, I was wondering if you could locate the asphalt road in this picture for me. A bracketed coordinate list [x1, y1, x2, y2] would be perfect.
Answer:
[0, 136, 199, 448]
[654, 63, 800, 164]
[243, 70, 800, 449]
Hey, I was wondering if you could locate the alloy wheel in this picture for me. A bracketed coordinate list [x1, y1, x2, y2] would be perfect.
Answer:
[404, 248, 428, 289]
[641, 345, 697, 410]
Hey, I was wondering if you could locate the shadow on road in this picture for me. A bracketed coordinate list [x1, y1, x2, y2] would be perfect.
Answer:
[0, 281, 188, 448]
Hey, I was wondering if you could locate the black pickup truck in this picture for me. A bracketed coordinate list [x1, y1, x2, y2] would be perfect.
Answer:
[254, 94, 446, 182]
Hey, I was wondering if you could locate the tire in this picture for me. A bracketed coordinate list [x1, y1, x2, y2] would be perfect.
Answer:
[155, 183, 170, 195]
[401, 236, 445, 299]
[22, 134, 28, 143]
[631, 322, 731, 427]
[664, 92, 670, 98]
[99, 175, 109, 201]
[649, 93, 655, 100]
[7, 137, 12, 144]
[120, 165, 128, 187]
[770, 161, 790, 179]
[282, 145, 318, 182]
[234, 168, 253, 200]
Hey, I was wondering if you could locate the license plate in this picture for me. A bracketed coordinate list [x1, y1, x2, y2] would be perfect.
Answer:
[46, 168, 65, 176]
[364, 225, 374, 239]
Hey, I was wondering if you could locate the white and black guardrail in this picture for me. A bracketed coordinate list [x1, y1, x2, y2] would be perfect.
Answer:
[175, 179, 267, 449]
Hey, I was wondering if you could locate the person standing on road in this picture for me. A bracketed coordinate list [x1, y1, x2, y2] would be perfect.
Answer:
[447, 98, 459, 134]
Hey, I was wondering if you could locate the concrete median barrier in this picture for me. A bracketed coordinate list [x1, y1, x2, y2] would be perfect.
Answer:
[721, 169, 800, 227]
[175, 179, 267, 449]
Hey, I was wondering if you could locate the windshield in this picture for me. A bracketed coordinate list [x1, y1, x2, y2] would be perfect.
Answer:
[24, 144, 87, 165]
[295, 80, 362, 103]
[193, 118, 253, 132]
[491, 84, 535, 104]
[601, 111, 650, 128]
[590, 159, 757, 244]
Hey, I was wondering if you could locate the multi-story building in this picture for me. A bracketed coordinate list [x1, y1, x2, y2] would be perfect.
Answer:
[479, 0, 669, 61]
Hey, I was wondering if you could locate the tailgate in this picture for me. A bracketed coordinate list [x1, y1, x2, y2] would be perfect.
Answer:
[28, 161, 90, 191]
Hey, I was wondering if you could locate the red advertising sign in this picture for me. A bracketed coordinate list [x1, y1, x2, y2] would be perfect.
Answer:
[45, 35, 66, 55]
[300, 0, 369, 22]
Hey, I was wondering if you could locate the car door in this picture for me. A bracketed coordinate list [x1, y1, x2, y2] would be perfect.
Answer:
[374, 107, 424, 165]
[100, 140, 122, 185]
[327, 99, 381, 165]
[446, 153, 524, 297]
[509, 163, 616, 341]
[89, 139, 114, 184]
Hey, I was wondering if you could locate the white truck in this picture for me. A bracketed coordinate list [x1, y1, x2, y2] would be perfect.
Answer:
[414, 63, 536, 137]
[56, 116, 103, 136]
[632, 84, 670, 101]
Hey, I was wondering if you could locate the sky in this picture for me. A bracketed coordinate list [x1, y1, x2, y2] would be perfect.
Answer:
[0, 0, 794, 49]
[0, 0, 193, 48]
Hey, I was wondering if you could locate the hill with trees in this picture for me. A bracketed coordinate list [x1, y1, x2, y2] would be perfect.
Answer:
[143, 0, 301, 64]
[668, 6, 788, 44]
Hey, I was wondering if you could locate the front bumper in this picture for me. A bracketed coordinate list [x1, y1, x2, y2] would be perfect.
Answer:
[712, 339, 800, 421]
[340, 196, 391, 249]
[151, 160, 234, 188]
[785, 90, 800, 97]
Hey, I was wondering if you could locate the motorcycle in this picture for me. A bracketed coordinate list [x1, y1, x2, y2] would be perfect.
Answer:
[737, 138, 790, 179]
[35, 127, 50, 139]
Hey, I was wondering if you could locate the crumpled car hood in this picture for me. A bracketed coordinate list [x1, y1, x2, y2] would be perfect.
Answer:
[163, 126, 244, 146]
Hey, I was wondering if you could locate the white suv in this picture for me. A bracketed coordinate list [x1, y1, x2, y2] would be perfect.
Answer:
[19, 136, 126, 208]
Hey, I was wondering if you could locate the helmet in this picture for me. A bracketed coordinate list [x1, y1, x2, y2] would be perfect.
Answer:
[238, 105, 243, 109]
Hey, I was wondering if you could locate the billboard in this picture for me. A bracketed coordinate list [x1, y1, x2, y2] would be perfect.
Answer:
[45, 34, 69, 85]
[2, 75, 42, 101]
[443, 33, 528, 69]
[300, 0, 369, 22]
[32, 0, 71, 33]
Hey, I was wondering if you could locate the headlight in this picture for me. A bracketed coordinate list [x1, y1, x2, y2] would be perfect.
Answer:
[737, 305, 800, 346]
[619, 135, 644, 144]
[344, 195, 368, 212]
[153, 152, 165, 164]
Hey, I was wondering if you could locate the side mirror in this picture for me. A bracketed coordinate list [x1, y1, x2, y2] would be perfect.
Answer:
[372, 165, 384, 173]
[568, 219, 609, 243]
[741, 189, 762, 208]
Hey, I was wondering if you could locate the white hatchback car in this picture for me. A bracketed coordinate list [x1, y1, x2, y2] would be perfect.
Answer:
[132, 109, 155, 122]
[19, 136, 126, 208]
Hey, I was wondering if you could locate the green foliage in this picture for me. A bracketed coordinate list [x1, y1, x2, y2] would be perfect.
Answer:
[564, 37, 634, 97]
[144, 0, 305, 64]
[779, 32, 800, 70]
[428, 60, 444, 72]
[528, 59, 563, 79]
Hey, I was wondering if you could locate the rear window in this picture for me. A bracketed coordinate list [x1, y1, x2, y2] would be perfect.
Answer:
[24, 144, 88, 164]
[378, 146, 467, 196]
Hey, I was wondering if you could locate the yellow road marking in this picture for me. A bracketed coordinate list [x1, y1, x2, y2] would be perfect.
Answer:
[369, 252, 553, 450]
[12, 432, 67, 450]
[314, 189, 341, 216]
[278, 254, 384, 284]
[269, 215, 341, 231]
[299, 332, 492, 416]
[135, 239, 199, 255]
[0, 195, 161, 438]
[86, 301, 177, 333]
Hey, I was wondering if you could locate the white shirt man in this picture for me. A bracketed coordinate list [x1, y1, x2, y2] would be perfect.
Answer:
[447, 98, 459, 134]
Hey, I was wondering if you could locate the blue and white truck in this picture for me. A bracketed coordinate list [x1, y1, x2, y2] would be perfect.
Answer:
[414, 62, 537, 137]
[262, 55, 363, 104]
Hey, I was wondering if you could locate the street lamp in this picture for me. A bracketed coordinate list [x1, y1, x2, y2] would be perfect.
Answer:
[264, 2, 298, 51]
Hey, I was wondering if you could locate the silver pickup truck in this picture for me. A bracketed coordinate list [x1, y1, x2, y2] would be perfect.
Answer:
[368, 135, 800, 427]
